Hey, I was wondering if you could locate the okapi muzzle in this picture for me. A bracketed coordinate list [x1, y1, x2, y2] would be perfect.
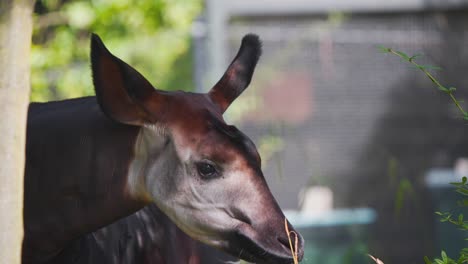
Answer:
[24, 33, 304, 264]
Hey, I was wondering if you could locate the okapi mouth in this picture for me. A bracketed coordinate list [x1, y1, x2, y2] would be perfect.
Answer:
[223, 221, 304, 264]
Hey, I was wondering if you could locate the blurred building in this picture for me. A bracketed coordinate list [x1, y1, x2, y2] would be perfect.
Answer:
[194, 0, 468, 262]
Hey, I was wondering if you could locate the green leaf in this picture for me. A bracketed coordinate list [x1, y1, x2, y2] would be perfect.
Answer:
[377, 45, 391, 53]
[440, 213, 452, 222]
[395, 51, 410, 60]
[449, 87, 457, 93]
[424, 256, 433, 264]
[437, 86, 450, 93]
[451, 178, 467, 185]
[462, 199, 468, 206]
[394, 178, 415, 216]
[456, 188, 468, 196]
[441, 251, 448, 262]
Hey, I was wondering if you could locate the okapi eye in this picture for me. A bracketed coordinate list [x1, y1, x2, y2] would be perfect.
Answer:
[196, 162, 218, 179]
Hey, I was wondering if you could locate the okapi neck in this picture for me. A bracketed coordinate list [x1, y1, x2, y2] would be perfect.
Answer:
[23, 97, 151, 262]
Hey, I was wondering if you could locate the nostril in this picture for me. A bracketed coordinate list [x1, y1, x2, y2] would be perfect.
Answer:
[278, 233, 304, 261]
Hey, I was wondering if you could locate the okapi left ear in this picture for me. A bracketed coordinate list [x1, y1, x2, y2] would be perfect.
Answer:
[90, 33, 165, 126]
[209, 34, 262, 113]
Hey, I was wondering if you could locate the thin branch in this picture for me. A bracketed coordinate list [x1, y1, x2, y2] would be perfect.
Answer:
[380, 46, 468, 120]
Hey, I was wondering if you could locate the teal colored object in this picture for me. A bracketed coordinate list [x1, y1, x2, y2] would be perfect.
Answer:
[285, 208, 377, 264]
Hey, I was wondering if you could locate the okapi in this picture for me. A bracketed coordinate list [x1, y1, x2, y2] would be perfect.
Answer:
[23, 33, 304, 264]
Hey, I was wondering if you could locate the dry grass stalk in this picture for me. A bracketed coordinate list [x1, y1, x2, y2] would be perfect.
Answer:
[284, 218, 299, 264]
[368, 254, 385, 264]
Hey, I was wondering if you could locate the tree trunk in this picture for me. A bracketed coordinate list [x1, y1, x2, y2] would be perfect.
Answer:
[0, 0, 35, 263]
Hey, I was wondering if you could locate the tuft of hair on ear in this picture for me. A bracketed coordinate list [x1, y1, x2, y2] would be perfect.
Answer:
[209, 33, 263, 113]
[232, 34, 262, 89]
[238, 33, 262, 76]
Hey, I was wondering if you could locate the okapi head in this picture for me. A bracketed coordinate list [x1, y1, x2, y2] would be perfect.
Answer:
[90, 34, 304, 263]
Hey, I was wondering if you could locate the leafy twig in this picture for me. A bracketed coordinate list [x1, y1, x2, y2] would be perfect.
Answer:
[378, 46, 468, 120]
[379, 47, 468, 264]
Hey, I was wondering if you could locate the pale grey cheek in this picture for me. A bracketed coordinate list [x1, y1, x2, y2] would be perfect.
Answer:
[148, 165, 181, 200]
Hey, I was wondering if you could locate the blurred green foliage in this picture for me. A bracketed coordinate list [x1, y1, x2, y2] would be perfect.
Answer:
[31, 0, 202, 102]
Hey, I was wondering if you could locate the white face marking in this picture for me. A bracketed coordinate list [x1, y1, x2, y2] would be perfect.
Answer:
[127, 125, 169, 202]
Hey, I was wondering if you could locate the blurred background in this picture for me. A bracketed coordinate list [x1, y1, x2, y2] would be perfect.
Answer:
[32, 0, 468, 263]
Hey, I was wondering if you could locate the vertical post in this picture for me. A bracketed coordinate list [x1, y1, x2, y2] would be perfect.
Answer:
[191, 15, 207, 93]
[205, 0, 227, 88]
[0, 0, 35, 262]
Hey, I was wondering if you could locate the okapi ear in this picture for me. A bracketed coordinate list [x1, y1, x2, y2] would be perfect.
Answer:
[209, 34, 262, 113]
[90, 33, 162, 126]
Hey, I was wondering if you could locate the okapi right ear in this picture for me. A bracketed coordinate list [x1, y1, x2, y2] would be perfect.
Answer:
[90, 34, 164, 126]
[209, 34, 262, 113]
